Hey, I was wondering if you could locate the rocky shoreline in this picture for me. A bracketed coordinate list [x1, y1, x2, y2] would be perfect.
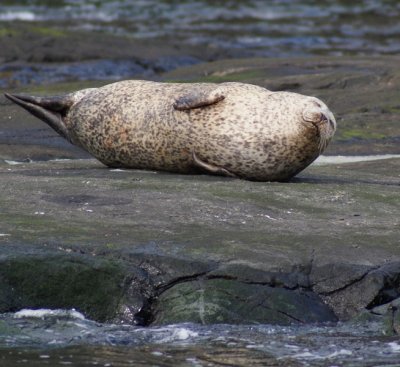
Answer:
[0, 24, 399, 333]
[0, 157, 399, 332]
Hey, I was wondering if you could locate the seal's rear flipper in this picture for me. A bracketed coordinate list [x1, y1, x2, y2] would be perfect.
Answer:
[192, 151, 237, 178]
[4, 93, 73, 141]
[173, 89, 225, 111]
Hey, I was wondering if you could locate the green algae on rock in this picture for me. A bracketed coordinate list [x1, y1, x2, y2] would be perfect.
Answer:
[152, 278, 337, 325]
[0, 252, 140, 323]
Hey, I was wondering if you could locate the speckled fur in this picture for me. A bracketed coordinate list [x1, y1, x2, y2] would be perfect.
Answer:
[62, 80, 335, 181]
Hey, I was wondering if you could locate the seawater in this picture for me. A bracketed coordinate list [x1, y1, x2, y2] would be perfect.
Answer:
[2, 1, 400, 86]
[1, 0, 400, 57]
[0, 309, 400, 366]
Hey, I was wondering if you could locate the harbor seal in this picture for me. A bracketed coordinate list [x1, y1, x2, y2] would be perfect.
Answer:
[5, 80, 336, 181]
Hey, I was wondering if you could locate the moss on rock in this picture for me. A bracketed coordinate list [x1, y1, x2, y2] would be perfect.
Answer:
[0, 254, 130, 322]
[152, 278, 337, 325]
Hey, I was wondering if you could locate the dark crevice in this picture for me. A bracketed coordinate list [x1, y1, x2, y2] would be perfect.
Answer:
[275, 309, 305, 324]
[206, 274, 238, 281]
[155, 271, 211, 294]
[131, 262, 400, 327]
[308, 249, 316, 277]
[367, 265, 400, 310]
[248, 297, 306, 324]
[368, 288, 400, 309]
[133, 296, 156, 326]
[134, 271, 213, 325]
[206, 274, 304, 291]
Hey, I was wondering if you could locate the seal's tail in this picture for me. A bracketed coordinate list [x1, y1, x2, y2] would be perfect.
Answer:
[4, 93, 73, 141]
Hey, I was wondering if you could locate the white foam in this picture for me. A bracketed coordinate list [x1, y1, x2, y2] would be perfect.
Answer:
[246, 344, 266, 349]
[4, 160, 24, 166]
[284, 344, 301, 350]
[388, 342, 400, 352]
[291, 351, 315, 358]
[326, 349, 353, 358]
[14, 309, 85, 320]
[172, 327, 199, 340]
[153, 326, 199, 343]
[291, 348, 353, 360]
[0, 11, 36, 21]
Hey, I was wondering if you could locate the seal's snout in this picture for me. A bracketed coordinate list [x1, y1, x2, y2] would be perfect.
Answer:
[302, 100, 336, 132]
[318, 112, 336, 132]
[302, 98, 336, 153]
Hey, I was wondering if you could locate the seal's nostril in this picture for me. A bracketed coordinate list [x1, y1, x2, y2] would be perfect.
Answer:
[302, 109, 324, 124]
[328, 119, 335, 129]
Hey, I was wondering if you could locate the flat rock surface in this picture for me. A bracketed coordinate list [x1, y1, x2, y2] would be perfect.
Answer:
[0, 157, 399, 326]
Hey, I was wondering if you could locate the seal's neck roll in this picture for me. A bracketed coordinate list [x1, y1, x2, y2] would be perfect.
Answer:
[4, 93, 74, 142]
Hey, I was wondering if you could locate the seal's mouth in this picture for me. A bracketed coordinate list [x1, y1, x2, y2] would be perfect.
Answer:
[314, 113, 336, 153]
[302, 100, 336, 153]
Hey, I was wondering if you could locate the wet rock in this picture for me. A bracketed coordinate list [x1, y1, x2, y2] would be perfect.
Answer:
[152, 278, 337, 325]
[0, 60, 149, 88]
[0, 157, 398, 326]
[0, 22, 228, 88]
[314, 263, 400, 320]
[0, 248, 143, 323]
[357, 297, 400, 336]
[0, 22, 198, 64]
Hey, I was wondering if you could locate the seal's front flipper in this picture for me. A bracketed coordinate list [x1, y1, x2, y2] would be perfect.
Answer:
[192, 151, 237, 178]
[173, 89, 225, 111]
[4, 93, 73, 141]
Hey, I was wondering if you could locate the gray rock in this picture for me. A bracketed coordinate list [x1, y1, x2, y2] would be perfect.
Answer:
[152, 278, 337, 325]
[0, 157, 398, 326]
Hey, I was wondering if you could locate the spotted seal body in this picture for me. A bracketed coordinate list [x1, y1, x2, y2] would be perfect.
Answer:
[5, 80, 336, 181]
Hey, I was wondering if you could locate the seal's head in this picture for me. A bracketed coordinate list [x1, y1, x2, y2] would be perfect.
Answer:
[302, 97, 336, 154]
